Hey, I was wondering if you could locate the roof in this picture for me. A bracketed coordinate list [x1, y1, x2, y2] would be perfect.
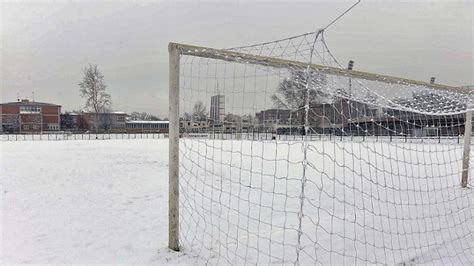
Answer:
[82, 111, 127, 115]
[126, 120, 169, 124]
[1, 101, 61, 107]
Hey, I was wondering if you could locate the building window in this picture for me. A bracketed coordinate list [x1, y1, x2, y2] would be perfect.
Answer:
[24, 125, 29, 130]
[33, 125, 39, 130]
[20, 106, 41, 113]
[47, 124, 59, 130]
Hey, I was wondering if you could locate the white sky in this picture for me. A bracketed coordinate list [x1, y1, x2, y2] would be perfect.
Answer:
[1, 0, 473, 117]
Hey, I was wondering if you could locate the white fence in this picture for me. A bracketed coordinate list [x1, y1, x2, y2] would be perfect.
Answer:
[190, 132, 470, 145]
[0, 132, 470, 145]
[0, 133, 168, 141]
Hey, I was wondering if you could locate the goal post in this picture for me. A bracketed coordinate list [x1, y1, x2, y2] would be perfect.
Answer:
[461, 110, 472, 187]
[168, 33, 473, 264]
[168, 42, 180, 251]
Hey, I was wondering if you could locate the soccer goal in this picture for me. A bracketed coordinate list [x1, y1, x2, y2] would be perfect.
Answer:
[168, 30, 473, 264]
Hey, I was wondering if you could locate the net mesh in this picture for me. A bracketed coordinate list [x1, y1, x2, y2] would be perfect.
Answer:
[176, 30, 474, 264]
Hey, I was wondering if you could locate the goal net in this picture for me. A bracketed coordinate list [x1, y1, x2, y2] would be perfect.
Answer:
[169, 30, 474, 264]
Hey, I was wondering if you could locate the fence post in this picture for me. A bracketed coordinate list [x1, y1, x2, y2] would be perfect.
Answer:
[168, 43, 180, 251]
[461, 110, 472, 188]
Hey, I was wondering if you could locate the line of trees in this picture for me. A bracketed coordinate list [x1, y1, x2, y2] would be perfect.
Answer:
[129, 112, 162, 121]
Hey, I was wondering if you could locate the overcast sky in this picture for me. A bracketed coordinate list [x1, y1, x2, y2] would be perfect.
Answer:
[1, 0, 472, 117]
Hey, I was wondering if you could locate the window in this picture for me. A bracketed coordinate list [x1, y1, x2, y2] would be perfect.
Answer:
[33, 125, 39, 130]
[20, 106, 41, 113]
[24, 125, 29, 130]
[47, 124, 59, 130]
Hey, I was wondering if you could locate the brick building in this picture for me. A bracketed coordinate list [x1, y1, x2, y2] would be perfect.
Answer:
[0, 99, 61, 133]
[83, 112, 126, 133]
[60, 111, 127, 133]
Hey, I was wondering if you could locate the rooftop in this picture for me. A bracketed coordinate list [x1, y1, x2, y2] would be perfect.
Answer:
[1, 99, 60, 107]
[82, 111, 127, 115]
[126, 120, 169, 124]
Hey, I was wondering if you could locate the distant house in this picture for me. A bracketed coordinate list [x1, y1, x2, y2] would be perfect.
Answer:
[60, 111, 127, 133]
[180, 120, 208, 133]
[60, 112, 90, 132]
[0, 99, 61, 133]
[256, 109, 291, 125]
[255, 109, 291, 133]
[127, 120, 169, 133]
[83, 111, 127, 133]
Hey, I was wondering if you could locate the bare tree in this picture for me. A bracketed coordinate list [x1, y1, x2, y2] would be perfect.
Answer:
[129, 111, 161, 121]
[192, 101, 208, 121]
[271, 70, 329, 110]
[271, 70, 329, 134]
[79, 64, 111, 132]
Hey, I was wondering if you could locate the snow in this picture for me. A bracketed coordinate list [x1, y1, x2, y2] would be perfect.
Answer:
[179, 138, 474, 264]
[1, 138, 473, 264]
[0, 139, 199, 264]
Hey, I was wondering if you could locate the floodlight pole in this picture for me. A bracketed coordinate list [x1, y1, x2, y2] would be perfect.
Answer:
[348, 60, 354, 122]
[168, 43, 180, 251]
[348, 60, 354, 97]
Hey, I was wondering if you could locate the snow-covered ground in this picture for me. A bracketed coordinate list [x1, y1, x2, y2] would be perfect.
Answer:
[179, 138, 474, 265]
[1, 139, 199, 264]
[1, 139, 473, 264]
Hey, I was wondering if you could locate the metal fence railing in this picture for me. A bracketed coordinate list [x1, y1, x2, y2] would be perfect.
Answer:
[184, 132, 471, 145]
[1, 132, 471, 145]
[0, 133, 168, 141]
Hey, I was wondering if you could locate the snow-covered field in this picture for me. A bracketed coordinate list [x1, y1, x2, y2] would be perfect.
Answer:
[180, 138, 474, 265]
[1, 139, 195, 264]
[1, 139, 473, 264]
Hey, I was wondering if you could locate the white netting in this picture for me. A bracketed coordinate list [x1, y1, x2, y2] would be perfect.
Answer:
[176, 30, 474, 264]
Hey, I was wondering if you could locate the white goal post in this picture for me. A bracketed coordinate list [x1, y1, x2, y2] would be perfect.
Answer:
[168, 36, 473, 264]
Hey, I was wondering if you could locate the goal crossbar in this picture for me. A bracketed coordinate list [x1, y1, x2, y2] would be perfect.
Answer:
[168, 42, 466, 94]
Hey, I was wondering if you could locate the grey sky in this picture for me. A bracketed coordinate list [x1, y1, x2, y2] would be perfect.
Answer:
[1, 0, 472, 117]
